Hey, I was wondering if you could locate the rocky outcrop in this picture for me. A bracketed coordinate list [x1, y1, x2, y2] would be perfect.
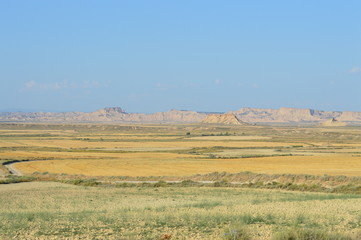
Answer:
[0, 108, 206, 123]
[338, 111, 361, 122]
[201, 114, 247, 125]
[228, 107, 344, 123]
[76, 107, 126, 121]
[121, 110, 206, 123]
[322, 118, 347, 127]
[1, 107, 361, 124]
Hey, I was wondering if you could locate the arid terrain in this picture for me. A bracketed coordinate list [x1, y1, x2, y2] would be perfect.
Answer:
[2, 122, 361, 239]
[2, 123, 361, 177]
[2, 106, 361, 124]
[3, 0, 360, 238]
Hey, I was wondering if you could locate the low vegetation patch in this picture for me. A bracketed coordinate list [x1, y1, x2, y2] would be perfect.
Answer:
[0, 176, 36, 184]
[24, 171, 361, 195]
[61, 178, 100, 187]
[223, 225, 251, 240]
[1, 182, 361, 239]
[3, 124, 361, 238]
[272, 228, 356, 240]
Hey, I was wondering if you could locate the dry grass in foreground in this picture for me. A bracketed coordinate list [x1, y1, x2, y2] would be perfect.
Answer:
[1, 182, 361, 240]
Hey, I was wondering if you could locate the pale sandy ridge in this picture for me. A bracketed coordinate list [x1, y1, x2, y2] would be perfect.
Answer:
[1, 106, 361, 124]
[322, 118, 347, 126]
[201, 113, 247, 125]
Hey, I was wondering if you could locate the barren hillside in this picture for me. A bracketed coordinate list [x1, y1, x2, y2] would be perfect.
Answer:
[201, 114, 247, 125]
[1, 107, 361, 124]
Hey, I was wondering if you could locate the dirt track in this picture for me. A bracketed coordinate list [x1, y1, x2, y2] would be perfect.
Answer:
[3, 163, 22, 176]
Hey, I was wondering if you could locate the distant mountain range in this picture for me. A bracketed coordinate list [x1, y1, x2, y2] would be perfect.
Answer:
[1, 107, 361, 125]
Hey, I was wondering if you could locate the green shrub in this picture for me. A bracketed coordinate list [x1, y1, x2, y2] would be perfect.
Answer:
[63, 179, 100, 187]
[0, 176, 36, 184]
[153, 181, 168, 187]
[180, 180, 197, 187]
[115, 182, 136, 188]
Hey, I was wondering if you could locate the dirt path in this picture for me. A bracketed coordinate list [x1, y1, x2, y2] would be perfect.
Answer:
[1, 161, 242, 185]
[111, 180, 241, 184]
[3, 163, 22, 176]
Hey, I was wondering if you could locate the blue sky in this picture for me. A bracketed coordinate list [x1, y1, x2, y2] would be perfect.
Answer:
[1, 1, 360, 113]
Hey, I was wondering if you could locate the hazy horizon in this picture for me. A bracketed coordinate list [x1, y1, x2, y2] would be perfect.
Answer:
[1, 105, 360, 115]
[1, 1, 360, 113]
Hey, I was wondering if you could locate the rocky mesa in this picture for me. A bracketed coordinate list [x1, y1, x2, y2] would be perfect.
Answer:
[227, 107, 347, 124]
[0, 108, 206, 123]
[1, 107, 361, 125]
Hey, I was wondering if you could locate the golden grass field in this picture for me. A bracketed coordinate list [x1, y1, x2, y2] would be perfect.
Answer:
[2, 123, 361, 177]
[3, 124, 361, 239]
[14, 154, 361, 177]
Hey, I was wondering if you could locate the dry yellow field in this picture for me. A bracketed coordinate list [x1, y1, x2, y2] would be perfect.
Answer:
[4, 139, 293, 149]
[2, 123, 361, 177]
[188, 135, 271, 140]
[14, 154, 361, 177]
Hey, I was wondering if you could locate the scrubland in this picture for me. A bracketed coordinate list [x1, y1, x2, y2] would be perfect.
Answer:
[2, 123, 361, 239]
[2, 182, 361, 239]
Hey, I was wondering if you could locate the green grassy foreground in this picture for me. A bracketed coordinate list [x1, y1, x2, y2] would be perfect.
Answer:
[1, 182, 361, 239]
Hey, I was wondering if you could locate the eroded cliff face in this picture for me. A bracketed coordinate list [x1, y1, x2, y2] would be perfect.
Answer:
[228, 107, 345, 123]
[1, 107, 361, 124]
[338, 111, 361, 122]
[0, 108, 206, 123]
[121, 110, 207, 123]
[322, 118, 347, 127]
[201, 114, 247, 125]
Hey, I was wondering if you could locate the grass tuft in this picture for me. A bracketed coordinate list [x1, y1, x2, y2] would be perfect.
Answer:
[224, 225, 251, 240]
[272, 228, 354, 240]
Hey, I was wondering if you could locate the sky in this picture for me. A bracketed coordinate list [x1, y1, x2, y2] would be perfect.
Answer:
[0, 1, 360, 113]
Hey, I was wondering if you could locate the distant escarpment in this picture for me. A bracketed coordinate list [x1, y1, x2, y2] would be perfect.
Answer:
[227, 107, 352, 124]
[1, 107, 361, 125]
[0, 108, 206, 123]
